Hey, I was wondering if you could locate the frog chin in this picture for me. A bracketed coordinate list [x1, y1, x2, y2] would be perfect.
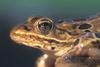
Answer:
[35, 46, 68, 57]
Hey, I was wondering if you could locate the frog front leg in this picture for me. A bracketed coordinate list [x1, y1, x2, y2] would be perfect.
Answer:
[36, 53, 57, 67]
[55, 45, 89, 67]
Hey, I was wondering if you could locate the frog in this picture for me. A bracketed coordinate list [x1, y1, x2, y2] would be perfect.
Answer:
[10, 15, 100, 67]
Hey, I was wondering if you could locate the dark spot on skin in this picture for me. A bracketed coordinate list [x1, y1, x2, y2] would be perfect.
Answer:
[78, 23, 92, 30]
[74, 39, 80, 46]
[92, 40, 100, 49]
[94, 32, 100, 38]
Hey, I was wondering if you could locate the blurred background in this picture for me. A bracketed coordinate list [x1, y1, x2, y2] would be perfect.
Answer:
[0, 0, 100, 67]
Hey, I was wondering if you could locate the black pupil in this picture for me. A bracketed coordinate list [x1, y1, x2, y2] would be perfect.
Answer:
[38, 22, 52, 34]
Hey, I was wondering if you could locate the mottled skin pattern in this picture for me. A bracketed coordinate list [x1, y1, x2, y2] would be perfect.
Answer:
[10, 16, 100, 67]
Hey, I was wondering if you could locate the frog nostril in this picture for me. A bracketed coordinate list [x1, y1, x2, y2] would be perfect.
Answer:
[23, 25, 31, 31]
[78, 23, 92, 30]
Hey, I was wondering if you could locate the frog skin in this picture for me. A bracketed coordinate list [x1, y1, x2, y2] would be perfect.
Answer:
[10, 16, 100, 67]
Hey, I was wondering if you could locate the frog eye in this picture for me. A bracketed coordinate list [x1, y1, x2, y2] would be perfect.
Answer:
[38, 22, 53, 34]
[36, 18, 54, 34]
[78, 23, 92, 30]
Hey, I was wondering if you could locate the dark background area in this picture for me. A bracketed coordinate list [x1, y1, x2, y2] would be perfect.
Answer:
[0, 0, 100, 67]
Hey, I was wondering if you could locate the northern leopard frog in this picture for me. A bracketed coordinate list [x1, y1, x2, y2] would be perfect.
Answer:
[10, 16, 100, 67]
